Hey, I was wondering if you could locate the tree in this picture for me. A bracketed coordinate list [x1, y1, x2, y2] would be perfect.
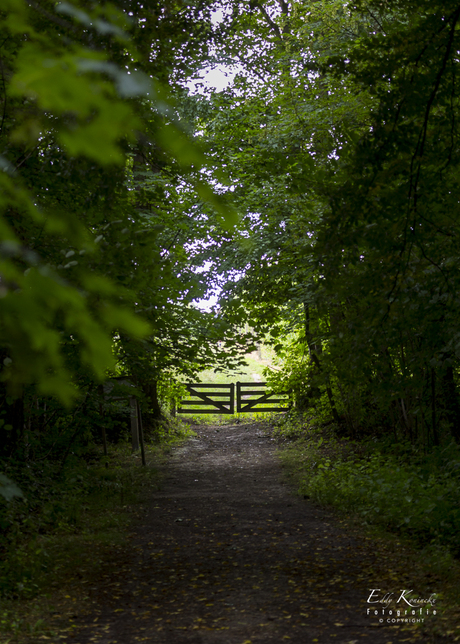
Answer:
[186, 0, 374, 417]
[309, 0, 460, 440]
[0, 0, 239, 452]
[192, 0, 460, 443]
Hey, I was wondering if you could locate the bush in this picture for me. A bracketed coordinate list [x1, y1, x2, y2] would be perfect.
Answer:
[280, 434, 460, 554]
[0, 443, 164, 600]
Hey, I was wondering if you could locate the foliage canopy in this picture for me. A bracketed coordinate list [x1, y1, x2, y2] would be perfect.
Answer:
[3, 0, 460, 456]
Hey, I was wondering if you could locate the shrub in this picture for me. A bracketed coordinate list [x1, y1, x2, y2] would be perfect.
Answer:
[280, 435, 460, 554]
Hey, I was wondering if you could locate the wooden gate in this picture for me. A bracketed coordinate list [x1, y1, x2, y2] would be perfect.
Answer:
[177, 383, 235, 415]
[236, 382, 290, 413]
[177, 382, 289, 415]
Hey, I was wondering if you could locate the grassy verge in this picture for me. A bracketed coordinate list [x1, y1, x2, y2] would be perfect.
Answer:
[0, 425, 192, 643]
[178, 410, 281, 426]
[273, 414, 460, 641]
[276, 420, 460, 553]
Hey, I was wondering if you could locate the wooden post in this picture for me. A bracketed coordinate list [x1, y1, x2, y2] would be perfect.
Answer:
[98, 384, 108, 457]
[230, 382, 235, 415]
[136, 400, 146, 466]
[130, 397, 140, 452]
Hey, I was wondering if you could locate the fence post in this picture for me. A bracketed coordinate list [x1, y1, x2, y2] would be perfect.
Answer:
[136, 400, 147, 466]
[130, 396, 140, 452]
[236, 381, 241, 413]
[98, 384, 108, 457]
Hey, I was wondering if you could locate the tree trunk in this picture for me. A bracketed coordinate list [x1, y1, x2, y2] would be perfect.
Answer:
[303, 303, 340, 424]
[130, 397, 140, 452]
[141, 380, 165, 438]
[431, 368, 439, 446]
[441, 364, 460, 442]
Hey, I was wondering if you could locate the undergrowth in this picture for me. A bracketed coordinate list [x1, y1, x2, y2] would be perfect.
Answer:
[274, 413, 460, 639]
[274, 414, 460, 558]
[0, 419, 192, 642]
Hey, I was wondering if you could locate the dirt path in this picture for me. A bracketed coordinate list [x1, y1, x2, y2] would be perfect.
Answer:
[72, 422, 425, 643]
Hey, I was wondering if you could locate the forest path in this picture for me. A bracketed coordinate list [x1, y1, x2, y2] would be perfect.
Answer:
[73, 422, 422, 644]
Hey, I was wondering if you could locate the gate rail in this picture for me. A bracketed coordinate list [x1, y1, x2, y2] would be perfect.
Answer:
[178, 383, 234, 415]
[236, 382, 290, 413]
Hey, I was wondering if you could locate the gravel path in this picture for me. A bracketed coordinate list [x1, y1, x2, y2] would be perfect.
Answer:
[72, 422, 422, 643]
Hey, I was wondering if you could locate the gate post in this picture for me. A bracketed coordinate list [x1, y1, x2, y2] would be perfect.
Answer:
[229, 383, 235, 415]
[236, 381, 241, 413]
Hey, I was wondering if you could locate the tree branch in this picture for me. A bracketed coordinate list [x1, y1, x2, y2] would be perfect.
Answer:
[258, 4, 283, 41]
[409, 6, 460, 205]
[26, 0, 79, 35]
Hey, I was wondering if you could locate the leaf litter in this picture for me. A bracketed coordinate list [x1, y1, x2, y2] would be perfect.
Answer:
[35, 422, 447, 643]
